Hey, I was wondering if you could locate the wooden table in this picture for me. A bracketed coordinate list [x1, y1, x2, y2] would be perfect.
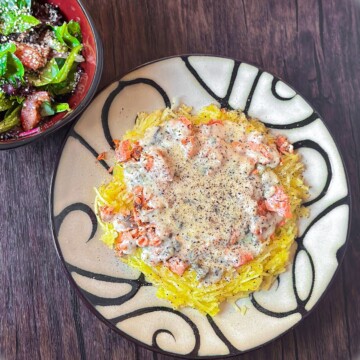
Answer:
[1, 0, 359, 359]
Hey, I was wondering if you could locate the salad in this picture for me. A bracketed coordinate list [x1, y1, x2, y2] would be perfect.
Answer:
[0, 0, 84, 140]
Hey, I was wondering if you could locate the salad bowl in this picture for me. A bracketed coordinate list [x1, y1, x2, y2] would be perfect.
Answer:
[0, 0, 103, 150]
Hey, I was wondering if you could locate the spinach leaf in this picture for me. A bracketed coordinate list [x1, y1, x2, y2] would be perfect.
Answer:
[48, 62, 78, 95]
[0, 43, 24, 83]
[54, 102, 70, 113]
[0, 0, 31, 11]
[51, 44, 82, 83]
[5, 51, 24, 83]
[0, 104, 21, 133]
[67, 21, 82, 40]
[29, 58, 59, 86]
[0, 43, 16, 77]
[29, 45, 82, 91]
[40, 101, 53, 116]
[0, 12, 40, 35]
[0, 43, 16, 58]
[0, 92, 13, 111]
[53, 21, 82, 49]
[0, 0, 39, 35]
[40, 101, 70, 117]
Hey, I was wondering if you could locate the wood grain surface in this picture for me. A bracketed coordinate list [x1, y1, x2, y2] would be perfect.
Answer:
[1, 0, 359, 359]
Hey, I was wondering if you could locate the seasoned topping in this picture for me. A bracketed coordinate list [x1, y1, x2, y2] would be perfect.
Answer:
[108, 118, 292, 284]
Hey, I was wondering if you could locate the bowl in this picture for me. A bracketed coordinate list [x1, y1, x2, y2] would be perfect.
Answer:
[0, 0, 103, 150]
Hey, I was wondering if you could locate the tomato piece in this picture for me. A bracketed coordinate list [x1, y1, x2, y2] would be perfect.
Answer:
[15, 43, 47, 70]
[20, 91, 51, 131]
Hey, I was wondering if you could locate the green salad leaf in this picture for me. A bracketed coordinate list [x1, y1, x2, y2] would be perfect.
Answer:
[53, 21, 82, 49]
[0, 43, 16, 57]
[29, 58, 59, 86]
[47, 37, 67, 53]
[29, 44, 82, 90]
[0, 11, 40, 35]
[48, 63, 78, 95]
[0, 92, 13, 111]
[0, 43, 25, 83]
[40, 101, 70, 117]
[52, 44, 82, 83]
[54, 102, 70, 113]
[0, 103, 21, 133]
[0, 0, 31, 11]
[9, 94, 25, 104]
[0, 0, 39, 35]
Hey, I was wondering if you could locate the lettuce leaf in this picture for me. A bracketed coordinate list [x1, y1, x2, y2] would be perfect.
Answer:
[0, 104, 21, 133]
[0, 43, 25, 83]
[40, 101, 70, 117]
[0, 11, 40, 35]
[51, 44, 82, 83]
[29, 58, 59, 86]
[29, 44, 82, 91]
[0, 0, 31, 11]
[0, 92, 13, 111]
[48, 63, 78, 95]
[53, 21, 82, 49]
[0, 1, 39, 35]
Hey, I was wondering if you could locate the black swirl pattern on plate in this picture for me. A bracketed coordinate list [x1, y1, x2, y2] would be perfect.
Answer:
[66, 263, 151, 306]
[243, 69, 263, 115]
[251, 195, 349, 318]
[181, 56, 240, 110]
[109, 307, 201, 356]
[182, 62, 348, 335]
[71, 129, 111, 172]
[271, 78, 296, 101]
[101, 78, 171, 149]
[293, 140, 332, 206]
[206, 315, 239, 354]
[51, 55, 350, 358]
[262, 112, 319, 130]
[182, 55, 318, 130]
[54, 202, 98, 242]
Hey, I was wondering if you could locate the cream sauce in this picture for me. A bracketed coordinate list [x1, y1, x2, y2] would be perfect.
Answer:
[117, 120, 283, 284]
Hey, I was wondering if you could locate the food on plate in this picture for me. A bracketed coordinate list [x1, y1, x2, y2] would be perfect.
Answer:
[0, 0, 84, 139]
[95, 104, 309, 316]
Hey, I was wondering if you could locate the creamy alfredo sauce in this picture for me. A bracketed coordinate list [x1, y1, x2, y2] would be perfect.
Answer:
[109, 119, 286, 284]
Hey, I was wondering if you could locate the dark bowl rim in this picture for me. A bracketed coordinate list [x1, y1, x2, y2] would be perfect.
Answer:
[0, 0, 104, 150]
[49, 53, 352, 359]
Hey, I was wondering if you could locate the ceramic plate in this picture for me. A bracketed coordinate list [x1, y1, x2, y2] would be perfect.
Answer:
[50, 55, 350, 358]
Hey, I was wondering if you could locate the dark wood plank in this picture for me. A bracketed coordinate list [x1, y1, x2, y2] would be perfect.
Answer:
[0, 0, 359, 359]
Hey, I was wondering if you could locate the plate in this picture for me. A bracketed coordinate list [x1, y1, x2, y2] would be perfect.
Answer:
[50, 55, 350, 358]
